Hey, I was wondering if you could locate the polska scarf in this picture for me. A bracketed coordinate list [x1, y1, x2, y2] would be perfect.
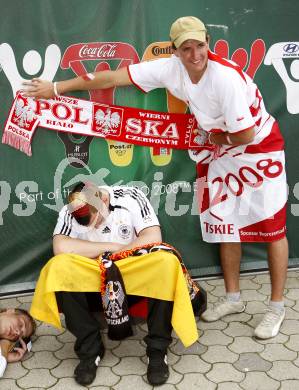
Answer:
[2, 92, 214, 156]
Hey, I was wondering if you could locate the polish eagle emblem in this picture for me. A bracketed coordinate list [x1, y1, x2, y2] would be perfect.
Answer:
[13, 98, 35, 129]
[95, 108, 121, 135]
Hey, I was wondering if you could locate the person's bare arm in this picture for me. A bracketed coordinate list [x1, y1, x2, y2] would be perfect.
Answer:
[53, 235, 125, 258]
[115, 226, 162, 253]
[210, 126, 255, 146]
[23, 67, 132, 99]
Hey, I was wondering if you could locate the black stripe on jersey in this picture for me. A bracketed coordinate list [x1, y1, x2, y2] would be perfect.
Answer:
[113, 188, 150, 218]
[66, 213, 73, 235]
[60, 211, 73, 236]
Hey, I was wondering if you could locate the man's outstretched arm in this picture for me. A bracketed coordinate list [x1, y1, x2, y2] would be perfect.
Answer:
[23, 67, 132, 99]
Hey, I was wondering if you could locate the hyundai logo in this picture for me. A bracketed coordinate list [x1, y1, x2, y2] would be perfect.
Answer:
[283, 43, 299, 54]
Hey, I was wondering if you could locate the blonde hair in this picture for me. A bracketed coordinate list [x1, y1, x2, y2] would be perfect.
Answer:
[0, 308, 36, 337]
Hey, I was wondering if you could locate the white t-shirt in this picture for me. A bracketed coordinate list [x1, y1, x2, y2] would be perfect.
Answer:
[128, 52, 270, 141]
[53, 186, 160, 245]
[129, 52, 287, 243]
[0, 346, 7, 377]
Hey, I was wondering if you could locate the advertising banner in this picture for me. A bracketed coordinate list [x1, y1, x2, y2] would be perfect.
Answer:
[1, 0, 298, 293]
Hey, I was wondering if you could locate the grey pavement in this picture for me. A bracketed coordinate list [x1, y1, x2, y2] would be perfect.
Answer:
[1, 269, 299, 389]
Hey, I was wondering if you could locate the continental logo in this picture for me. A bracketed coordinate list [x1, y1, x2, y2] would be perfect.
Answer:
[142, 41, 182, 166]
[151, 45, 172, 56]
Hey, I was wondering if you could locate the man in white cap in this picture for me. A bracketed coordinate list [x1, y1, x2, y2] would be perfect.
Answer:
[24, 16, 288, 341]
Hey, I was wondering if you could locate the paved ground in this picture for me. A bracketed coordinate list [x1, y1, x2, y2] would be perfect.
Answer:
[1, 269, 299, 389]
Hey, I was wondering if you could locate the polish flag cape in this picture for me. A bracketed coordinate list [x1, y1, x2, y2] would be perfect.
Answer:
[2, 92, 213, 156]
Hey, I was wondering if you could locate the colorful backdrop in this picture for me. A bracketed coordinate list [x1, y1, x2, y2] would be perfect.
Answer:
[1, 0, 299, 294]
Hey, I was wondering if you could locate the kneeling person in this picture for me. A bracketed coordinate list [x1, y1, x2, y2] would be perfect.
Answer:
[53, 182, 172, 386]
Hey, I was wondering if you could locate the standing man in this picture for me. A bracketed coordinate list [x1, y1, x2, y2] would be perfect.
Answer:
[24, 16, 288, 340]
[50, 182, 173, 386]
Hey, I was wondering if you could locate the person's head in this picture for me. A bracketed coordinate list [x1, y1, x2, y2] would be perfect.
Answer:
[68, 182, 110, 228]
[170, 16, 209, 80]
[0, 308, 36, 341]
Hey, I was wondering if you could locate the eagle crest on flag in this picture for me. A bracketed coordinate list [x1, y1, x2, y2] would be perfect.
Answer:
[13, 98, 35, 129]
[95, 108, 121, 135]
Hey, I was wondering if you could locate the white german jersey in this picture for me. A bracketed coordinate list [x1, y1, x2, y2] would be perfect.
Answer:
[53, 186, 159, 244]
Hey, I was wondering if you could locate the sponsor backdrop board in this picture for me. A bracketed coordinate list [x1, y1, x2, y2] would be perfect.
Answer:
[0, 0, 298, 293]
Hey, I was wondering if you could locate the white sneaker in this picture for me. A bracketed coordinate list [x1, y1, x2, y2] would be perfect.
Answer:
[254, 307, 285, 339]
[201, 298, 245, 322]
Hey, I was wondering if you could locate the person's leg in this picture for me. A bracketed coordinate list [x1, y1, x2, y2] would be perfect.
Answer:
[56, 292, 104, 386]
[201, 243, 245, 322]
[254, 237, 288, 339]
[144, 298, 173, 351]
[220, 242, 242, 292]
[144, 298, 173, 386]
[56, 292, 104, 360]
[267, 237, 288, 301]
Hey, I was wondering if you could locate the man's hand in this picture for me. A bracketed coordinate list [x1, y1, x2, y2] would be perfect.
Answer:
[193, 129, 214, 149]
[7, 338, 27, 363]
[23, 79, 55, 99]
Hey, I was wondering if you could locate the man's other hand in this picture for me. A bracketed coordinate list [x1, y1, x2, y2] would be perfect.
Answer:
[7, 338, 27, 362]
[23, 78, 55, 99]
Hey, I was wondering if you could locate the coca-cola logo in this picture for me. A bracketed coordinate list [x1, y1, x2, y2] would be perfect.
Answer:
[78, 44, 117, 59]
[61, 42, 139, 68]
[61, 42, 140, 104]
